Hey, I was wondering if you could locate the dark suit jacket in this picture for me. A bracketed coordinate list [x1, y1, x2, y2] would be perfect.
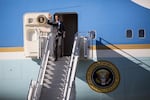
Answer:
[47, 20, 65, 33]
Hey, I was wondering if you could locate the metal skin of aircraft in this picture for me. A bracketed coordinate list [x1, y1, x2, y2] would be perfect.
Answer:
[0, 0, 150, 100]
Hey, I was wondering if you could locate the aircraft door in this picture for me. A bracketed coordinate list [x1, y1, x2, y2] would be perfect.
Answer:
[54, 13, 78, 56]
[23, 13, 52, 58]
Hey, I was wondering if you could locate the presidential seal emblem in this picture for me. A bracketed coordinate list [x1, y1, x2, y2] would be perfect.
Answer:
[37, 15, 47, 24]
[86, 60, 120, 93]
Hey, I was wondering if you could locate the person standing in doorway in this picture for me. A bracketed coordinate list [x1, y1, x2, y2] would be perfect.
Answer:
[47, 14, 65, 61]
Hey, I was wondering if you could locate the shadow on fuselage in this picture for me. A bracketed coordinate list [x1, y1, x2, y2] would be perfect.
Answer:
[76, 37, 150, 100]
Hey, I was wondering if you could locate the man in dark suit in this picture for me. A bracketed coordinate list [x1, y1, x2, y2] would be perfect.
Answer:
[47, 14, 65, 61]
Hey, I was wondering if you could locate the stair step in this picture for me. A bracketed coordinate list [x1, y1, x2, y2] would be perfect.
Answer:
[48, 56, 56, 61]
[45, 69, 53, 75]
[43, 83, 51, 88]
[43, 78, 52, 84]
[47, 60, 56, 66]
[44, 74, 53, 80]
[46, 65, 55, 70]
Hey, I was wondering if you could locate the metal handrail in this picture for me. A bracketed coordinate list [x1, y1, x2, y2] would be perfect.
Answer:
[27, 80, 36, 100]
[33, 33, 52, 100]
[63, 33, 80, 100]
[27, 30, 52, 100]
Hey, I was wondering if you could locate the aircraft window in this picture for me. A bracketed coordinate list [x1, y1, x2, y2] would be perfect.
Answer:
[126, 29, 133, 38]
[139, 29, 145, 38]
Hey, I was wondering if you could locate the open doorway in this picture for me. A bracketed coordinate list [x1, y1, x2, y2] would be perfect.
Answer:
[54, 12, 78, 56]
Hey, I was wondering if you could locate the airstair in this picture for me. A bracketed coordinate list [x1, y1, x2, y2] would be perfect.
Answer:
[27, 32, 81, 100]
